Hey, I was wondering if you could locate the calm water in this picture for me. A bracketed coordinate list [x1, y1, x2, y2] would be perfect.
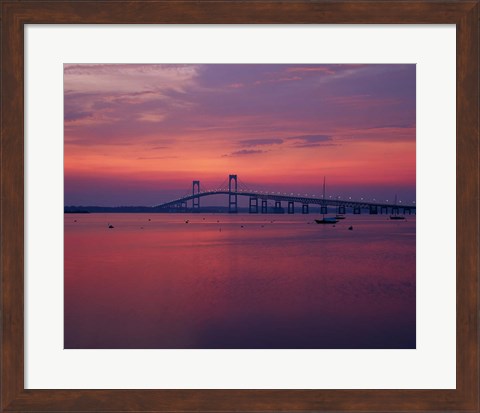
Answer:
[64, 213, 416, 349]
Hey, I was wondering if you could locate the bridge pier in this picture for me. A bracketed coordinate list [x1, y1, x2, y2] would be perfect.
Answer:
[288, 201, 294, 214]
[274, 201, 283, 213]
[403, 207, 412, 215]
[369, 205, 378, 214]
[353, 206, 361, 214]
[192, 180, 200, 210]
[302, 204, 309, 214]
[249, 197, 258, 214]
[320, 205, 327, 214]
[392, 206, 399, 215]
[338, 205, 346, 215]
[380, 206, 388, 214]
[228, 174, 238, 213]
[261, 199, 268, 213]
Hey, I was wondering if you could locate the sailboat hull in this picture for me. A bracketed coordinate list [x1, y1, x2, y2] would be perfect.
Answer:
[315, 218, 338, 224]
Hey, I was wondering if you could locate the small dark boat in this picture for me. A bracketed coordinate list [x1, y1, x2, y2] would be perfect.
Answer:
[108, 224, 114, 229]
[315, 217, 338, 224]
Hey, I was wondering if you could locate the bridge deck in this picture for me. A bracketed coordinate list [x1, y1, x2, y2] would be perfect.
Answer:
[154, 190, 415, 210]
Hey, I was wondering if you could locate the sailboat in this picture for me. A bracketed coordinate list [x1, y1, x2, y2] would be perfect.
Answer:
[315, 177, 338, 224]
[390, 195, 405, 220]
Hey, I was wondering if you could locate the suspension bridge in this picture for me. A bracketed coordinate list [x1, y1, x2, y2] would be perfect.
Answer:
[154, 174, 416, 215]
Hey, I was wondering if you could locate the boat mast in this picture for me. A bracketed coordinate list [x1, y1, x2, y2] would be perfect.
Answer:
[323, 177, 326, 218]
[391, 194, 399, 216]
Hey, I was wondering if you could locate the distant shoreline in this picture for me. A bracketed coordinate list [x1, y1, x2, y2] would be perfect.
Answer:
[64, 206, 258, 214]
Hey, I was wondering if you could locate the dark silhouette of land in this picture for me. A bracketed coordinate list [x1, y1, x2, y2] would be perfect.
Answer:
[64, 206, 258, 214]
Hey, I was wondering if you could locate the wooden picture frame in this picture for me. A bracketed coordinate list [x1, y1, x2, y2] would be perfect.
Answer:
[1, 1, 478, 412]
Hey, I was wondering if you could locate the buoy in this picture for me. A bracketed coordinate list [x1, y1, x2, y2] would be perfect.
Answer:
[348, 226, 353, 230]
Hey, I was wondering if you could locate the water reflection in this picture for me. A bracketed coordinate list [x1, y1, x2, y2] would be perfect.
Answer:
[64, 213, 415, 349]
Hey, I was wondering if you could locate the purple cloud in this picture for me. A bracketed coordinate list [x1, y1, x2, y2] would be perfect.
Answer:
[223, 149, 266, 157]
[288, 134, 332, 143]
[293, 142, 340, 148]
[239, 138, 283, 147]
[64, 110, 93, 122]
[286, 135, 336, 147]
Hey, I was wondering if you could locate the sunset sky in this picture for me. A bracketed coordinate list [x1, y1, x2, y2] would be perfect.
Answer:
[64, 64, 415, 206]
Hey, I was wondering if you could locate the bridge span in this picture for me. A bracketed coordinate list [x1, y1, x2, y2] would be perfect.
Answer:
[154, 174, 415, 215]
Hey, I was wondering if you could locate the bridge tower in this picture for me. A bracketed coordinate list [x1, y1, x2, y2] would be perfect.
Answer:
[192, 180, 200, 210]
[228, 174, 238, 213]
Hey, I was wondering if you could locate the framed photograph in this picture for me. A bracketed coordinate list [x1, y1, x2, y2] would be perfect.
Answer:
[1, 1, 478, 412]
